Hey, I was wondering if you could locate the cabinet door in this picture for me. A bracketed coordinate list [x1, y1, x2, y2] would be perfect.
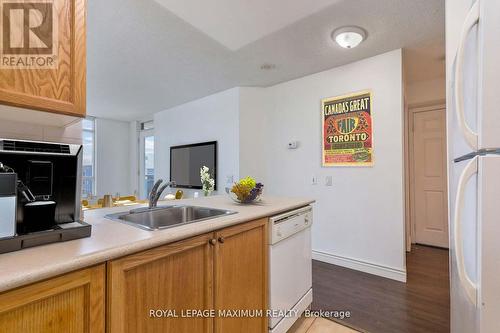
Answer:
[0, 0, 86, 117]
[214, 218, 268, 333]
[0, 264, 105, 333]
[107, 233, 215, 333]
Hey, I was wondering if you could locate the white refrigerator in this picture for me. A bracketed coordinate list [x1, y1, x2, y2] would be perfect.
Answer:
[446, 0, 500, 332]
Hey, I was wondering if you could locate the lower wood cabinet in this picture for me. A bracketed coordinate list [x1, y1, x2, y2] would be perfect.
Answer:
[0, 218, 268, 333]
[214, 218, 268, 333]
[107, 218, 268, 333]
[107, 232, 214, 333]
[0, 264, 105, 333]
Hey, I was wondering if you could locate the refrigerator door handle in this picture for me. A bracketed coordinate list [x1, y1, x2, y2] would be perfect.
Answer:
[454, 1, 480, 150]
[453, 156, 478, 307]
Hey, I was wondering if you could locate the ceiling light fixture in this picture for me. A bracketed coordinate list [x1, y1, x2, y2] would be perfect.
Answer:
[332, 26, 367, 49]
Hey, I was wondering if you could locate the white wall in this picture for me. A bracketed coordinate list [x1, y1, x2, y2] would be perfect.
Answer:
[406, 77, 446, 105]
[154, 87, 240, 197]
[151, 50, 406, 281]
[255, 50, 406, 281]
[95, 118, 132, 196]
[239, 87, 271, 185]
[0, 107, 137, 198]
[0, 106, 82, 144]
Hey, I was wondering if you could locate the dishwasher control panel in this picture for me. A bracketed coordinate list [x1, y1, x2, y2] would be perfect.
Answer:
[269, 206, 312, 244]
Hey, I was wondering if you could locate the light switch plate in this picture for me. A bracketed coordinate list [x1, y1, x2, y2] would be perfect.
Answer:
[325, 176, 333, 186]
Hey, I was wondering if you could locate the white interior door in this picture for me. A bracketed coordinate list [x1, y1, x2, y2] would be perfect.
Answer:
[139, 130, 154, 199]
[412, 108, 449, 248]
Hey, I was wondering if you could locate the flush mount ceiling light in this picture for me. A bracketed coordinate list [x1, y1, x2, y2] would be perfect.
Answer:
[332, 26, 367, 49]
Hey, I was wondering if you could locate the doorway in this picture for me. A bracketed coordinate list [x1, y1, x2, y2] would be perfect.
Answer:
[408, 104, 449, 248]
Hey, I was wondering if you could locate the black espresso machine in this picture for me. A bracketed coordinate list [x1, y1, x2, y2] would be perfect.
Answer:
[0, 138, 90, 253]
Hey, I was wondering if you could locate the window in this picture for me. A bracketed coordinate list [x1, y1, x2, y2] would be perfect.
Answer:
[82, 118, 95, 197]
[141, 120, 154, 131]
[139, 121, 154, 199]
[144, 135, 155, 196]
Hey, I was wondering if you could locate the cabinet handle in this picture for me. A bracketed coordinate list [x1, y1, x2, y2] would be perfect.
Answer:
[218, 237, 225, 244]
[209, 239, 217, 246]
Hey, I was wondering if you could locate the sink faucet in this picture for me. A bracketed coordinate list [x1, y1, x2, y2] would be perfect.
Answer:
[148, 179, 176, 209]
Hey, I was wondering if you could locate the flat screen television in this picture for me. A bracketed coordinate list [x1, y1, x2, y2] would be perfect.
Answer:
[170, 141, 217, 190]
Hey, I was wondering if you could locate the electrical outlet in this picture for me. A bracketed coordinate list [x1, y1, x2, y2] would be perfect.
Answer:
[325, 176, 333, 186]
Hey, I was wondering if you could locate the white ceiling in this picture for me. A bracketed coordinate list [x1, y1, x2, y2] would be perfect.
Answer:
[153, 0, 342, 50]
[87, 0, 444, 120]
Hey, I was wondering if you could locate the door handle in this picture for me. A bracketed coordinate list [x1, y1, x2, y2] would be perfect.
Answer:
[453, 156, 478, 306]
[454, 1, 479, 150]
[218, 237, 225, 244]
[209, 239, 217, 246]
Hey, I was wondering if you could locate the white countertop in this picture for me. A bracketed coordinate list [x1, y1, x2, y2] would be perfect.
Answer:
[0, 195, 314, 293]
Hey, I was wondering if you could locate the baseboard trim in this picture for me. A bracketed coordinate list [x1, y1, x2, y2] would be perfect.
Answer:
[312, 250, 407, 282]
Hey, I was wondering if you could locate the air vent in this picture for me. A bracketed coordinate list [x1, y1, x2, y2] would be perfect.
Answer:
[1, 140, 71, 154]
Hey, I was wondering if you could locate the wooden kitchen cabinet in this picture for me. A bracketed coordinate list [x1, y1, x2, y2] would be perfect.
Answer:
[107, 233, 215, 333]
[107, 218, 268, 333]
[0, 264, 105, 333]
[214, 218, 268, 333]
[0, 0, 86, 117]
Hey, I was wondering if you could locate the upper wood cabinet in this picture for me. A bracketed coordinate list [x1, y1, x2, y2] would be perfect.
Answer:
[214, 218, 268, 333]
[0, 264, 105, 333]
[0, 0, 86, 117]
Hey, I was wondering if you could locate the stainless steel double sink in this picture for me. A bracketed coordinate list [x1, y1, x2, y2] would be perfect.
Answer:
[105, 205, 237, 231]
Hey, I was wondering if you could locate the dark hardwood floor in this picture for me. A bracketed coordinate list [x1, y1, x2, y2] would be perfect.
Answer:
[312, 245, 450, 333]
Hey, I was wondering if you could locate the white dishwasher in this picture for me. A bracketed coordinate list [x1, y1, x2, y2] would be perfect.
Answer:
[269, 206, 313, 333]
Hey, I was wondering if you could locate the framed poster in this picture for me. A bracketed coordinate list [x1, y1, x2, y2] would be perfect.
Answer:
[322, 90, 373, 166]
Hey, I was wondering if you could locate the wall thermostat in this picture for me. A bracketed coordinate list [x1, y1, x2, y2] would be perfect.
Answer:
[287, 141, 299, 149]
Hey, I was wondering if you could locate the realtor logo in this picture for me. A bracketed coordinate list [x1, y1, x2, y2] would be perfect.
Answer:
[0, 0, 58, 69]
